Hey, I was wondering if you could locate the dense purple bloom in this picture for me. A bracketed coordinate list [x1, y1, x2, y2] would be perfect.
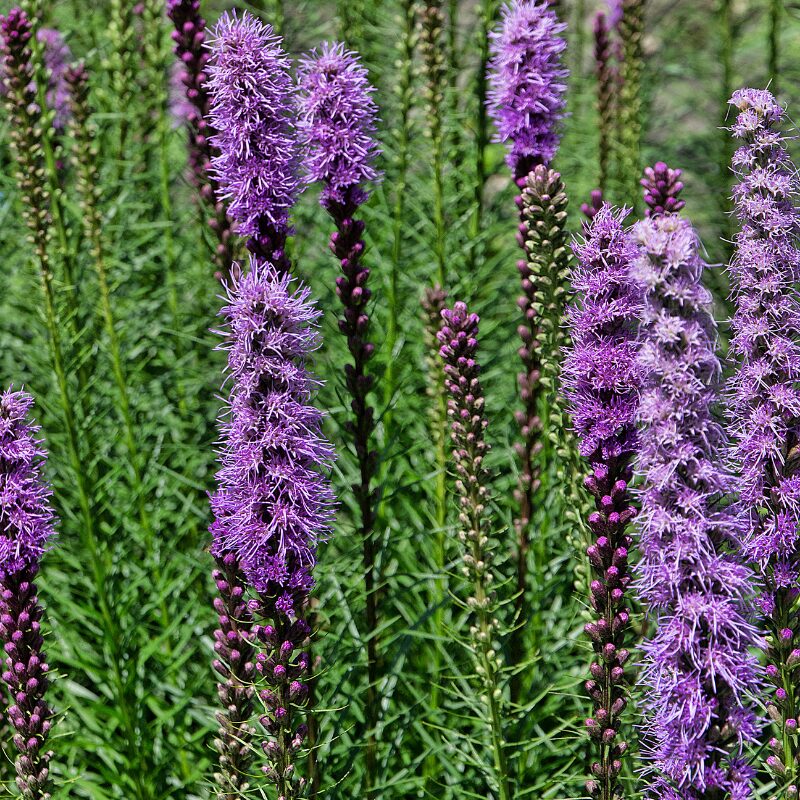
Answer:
[210, 258, 335, 608]
[206, 11, 300, 269]
[487, 0, 568, 180]
[0, 389, 56, 578]
[0, 388, 57, 798]
[564, 205, 640, 463]
[297, 42, 380, 206]
[209, 258, 334, 795]
[563, 205, 641, 800]
[725, 87, 800, 791]
[633, 213, 760, 797]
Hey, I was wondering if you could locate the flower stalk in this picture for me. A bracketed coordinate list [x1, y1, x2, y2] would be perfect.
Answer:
[167, 0, 235, 281]
[437, 303, 513, 800]
[725, 88, 800, 796]
[563, 206, 641, 800]
[297, 42, 382, 799]
[0, 389, 58, 800]
[633, 208, 760, 798]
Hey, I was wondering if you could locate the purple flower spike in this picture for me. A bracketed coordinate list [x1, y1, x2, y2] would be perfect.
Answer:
[0, 387, 57, 799]
[487, 0, 568, 181]
[726, 87, 800, 792]
[210, 257, 335, 795]
[640, 161, 685, 217]
[206, 11, 300, 273]
[297, 41, 381, 207]
[298, 41, 383, 779]
[563, 205, 641, 800]
[0, 19, 71, 133]
[210, 258, 335, 600]
[633, 214, 760, 798]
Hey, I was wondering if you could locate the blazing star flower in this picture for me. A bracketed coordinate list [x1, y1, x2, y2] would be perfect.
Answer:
[563, 204, 641, 800]
[210, 257, 335, 611]
[633, 213, 760, 798]
[487, 0, 568, 180]
[297, 41, 380, 207]
[209, 257, 335, 795]
[206, 10, 300, 269]
[725, 87, 800, 794]
[0, 389, 55, 577]
[0, 386, 57, 798]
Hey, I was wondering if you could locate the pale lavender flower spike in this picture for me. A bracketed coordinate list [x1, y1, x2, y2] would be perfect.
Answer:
[633, 212, 760, 798]
[726, 87, 800, 793]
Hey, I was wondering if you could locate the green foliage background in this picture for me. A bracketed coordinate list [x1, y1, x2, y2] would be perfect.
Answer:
[0, 0, 798, 797]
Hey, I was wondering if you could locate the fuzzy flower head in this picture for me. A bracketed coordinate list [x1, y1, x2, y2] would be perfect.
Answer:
[487, 0, 568, 177]
[297, 41, 381, 207]
[633, 214, 760, 797]
[563, 204, 641, 464]
[206, 11, 300, 239]
[0, 389, 56, 579]
[210, 258, 335, 612]
[726, 88, 800, 569]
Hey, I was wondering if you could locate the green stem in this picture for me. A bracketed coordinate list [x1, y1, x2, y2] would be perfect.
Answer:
[768, 0, 780, 92]
[382, 0, 415, 432]
[468, 0, 495, 269]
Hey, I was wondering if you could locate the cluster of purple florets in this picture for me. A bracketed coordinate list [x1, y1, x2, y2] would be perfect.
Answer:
[487, 0, 568, 178]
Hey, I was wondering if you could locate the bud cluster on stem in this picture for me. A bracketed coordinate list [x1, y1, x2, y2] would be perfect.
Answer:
[437, 303, 512, 800]
[563, 206, 641, 800]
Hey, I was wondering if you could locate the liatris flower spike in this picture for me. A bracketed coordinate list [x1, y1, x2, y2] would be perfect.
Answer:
[640, 161, 684, 217]
[563, 205, 641, 800]
[488, 1, 567, 695]
[437, 303, 513, 800]
[210, 258, 336, 796]
[487, 0, 568, 183]
[297, 42, 381, 208]
[0, 388, 58, 800]
[297, 40, 382, 791]
[633, 213, 760, 798]
[726, 87, 800, 794]
[206, 10, 300, 274]
[167, 0, 235, 280]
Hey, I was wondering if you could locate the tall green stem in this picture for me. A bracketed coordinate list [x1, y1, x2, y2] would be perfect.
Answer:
[468, 0, 496, 270]
[383, 0, 416, 432]
[768, 0, 781, 92]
